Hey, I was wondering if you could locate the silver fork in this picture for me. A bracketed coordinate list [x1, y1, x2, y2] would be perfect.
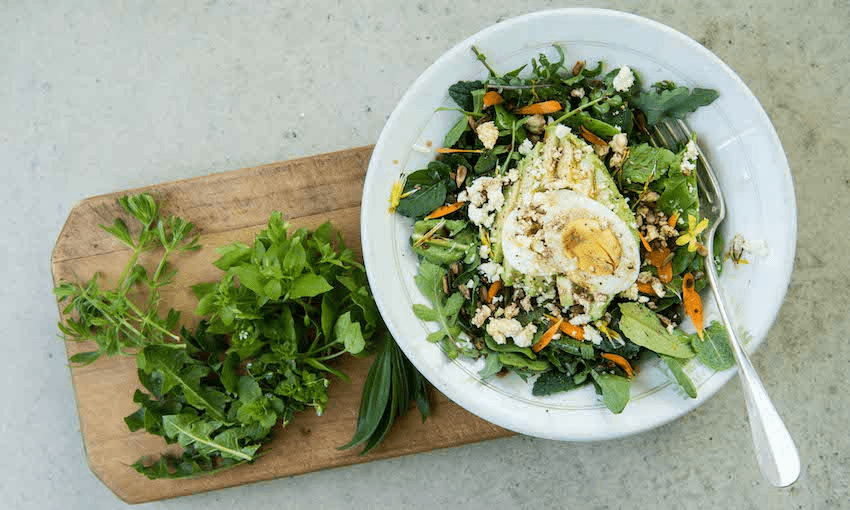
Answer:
[652, 119, 801, 488]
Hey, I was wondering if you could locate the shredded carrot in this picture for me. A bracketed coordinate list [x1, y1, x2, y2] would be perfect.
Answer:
[532, 318, 563, 353]
[436, 148, 484, 154]
[559, 321, 585, 341]
[601, 353, 634, 378]
[668, 212, 680, 228]
[486, 280, 502, 304]
[424, 201, 466, 220]
[515, 100, 563, 115]
[637, 282, 655, 295]
[482, 91, 503, 107]
[658, 261, 673, 284]
[682, 273, 704, 339]
[579, 125, 607, 147]
[638, 231, 653, 252]
[647, 246, 671, 267]
[544, 314, 585, 341]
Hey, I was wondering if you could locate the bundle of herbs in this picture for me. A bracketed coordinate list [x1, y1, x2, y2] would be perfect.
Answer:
[54, 194, 428, 479]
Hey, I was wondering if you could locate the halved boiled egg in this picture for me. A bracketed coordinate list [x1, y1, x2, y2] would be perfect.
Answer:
[501, 189, 639, 296]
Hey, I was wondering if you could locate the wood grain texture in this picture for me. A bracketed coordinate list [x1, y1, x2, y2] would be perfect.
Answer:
[50, 146, 513, 504]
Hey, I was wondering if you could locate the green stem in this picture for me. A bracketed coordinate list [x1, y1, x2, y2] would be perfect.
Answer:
[117, 248, 142, 294]
[550, 95, 608, 125]
[313, 350, 348, 362]
[471, 46, 499, 78]
[123, 299, 180, 340]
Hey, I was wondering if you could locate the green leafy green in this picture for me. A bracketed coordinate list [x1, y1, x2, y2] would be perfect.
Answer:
[162, 413, 262, 461]
[659, 354, 697, 398]
[340, 333, 430, 455]
[633, 86, 719, 126]
[590, 370, 631, 414]
[413, 261, 464, 350]
[53, 192, 200, 365]
[532, 369, 582, 396]
[692, 321, 735, 371]
[618, 302, 696, 358]
[621, 143, 678, 184]
[395, 167, 450, 218]
[448, 80, 484, 111]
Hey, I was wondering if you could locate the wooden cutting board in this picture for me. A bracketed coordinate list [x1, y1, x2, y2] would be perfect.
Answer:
[51, 146, 514, 504]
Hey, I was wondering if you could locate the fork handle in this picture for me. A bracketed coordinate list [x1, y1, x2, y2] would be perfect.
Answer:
[705, 260, 801, 487]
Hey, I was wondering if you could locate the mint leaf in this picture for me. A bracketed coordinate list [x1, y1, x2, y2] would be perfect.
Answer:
[633, 86, 719, 126]
[692, 321, 735, 371]
[618, 302, 696, 358]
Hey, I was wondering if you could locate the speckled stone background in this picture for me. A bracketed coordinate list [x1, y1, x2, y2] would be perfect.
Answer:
[3, 1, 847, 508]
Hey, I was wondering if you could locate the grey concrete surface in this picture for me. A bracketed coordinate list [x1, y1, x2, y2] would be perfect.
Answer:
[2, 1, 847, 508]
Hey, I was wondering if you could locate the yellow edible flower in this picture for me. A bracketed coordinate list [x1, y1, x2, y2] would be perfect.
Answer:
[676, 214, 709, 252]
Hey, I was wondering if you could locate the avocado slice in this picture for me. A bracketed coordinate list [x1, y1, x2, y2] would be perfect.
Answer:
[487, 128, 640, 312]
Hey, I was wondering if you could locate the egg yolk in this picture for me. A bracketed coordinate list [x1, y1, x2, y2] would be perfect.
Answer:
[561, 219, 622, 275]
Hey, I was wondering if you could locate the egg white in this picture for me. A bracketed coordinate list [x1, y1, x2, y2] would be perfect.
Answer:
[501, 189, 640, 296]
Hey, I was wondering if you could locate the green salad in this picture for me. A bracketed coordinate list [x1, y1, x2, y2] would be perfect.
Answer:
[389, 46, 736, 414]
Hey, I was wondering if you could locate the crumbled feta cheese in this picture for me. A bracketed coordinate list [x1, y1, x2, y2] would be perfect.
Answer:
[518, 138, 534, 156]
[570, 87, 585, 98]
[520, 294, 533, 312]
[660, 224, 678, 239]
[554, 124, 571, 140]
[471, 306, 492, 328]
[594, 144, 610, 158]
[684, 139, 698, 161]
[486, 318, 523, 345]
[504, 167, 520, 183]
[503, 303, 519, 320]
[569, 314, 591, 326]
[466, 279, 475, 289]
[583, 325, 603, 345]
[609, 133, 628, 154]
[638, 295, 650, 303]
[479, 244, 490, 259]
[651, 280, 666, 298]
[476, 121, 499, 150]
[478, 261, 503, 282]
[456, 190, 468, 202]
[613, 66, 635, 92]
[465, 176, 504, 228]
[513, 323, 539, 348]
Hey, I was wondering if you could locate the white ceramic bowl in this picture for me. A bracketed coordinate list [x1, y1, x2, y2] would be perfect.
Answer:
[361, 8, 796, 440]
